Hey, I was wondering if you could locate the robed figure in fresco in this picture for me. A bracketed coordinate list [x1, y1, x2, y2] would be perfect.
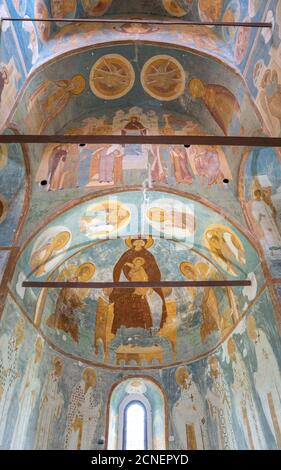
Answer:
[109, 238, 167, 334]
[0, 319, 25, 446]
[46, 263, 96, 342]
[206, 356, 237, 450]
[35, 357, 64, 450]
[64, 368, 100, 450]
[246, 316, 281, 448]
[188, 78, 241, 136]
[10, 337, 43, 450]
[227, 338, 266, 450]
[172, 367, 207, 450]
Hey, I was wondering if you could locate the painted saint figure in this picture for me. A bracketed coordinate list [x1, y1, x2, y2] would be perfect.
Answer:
[87, 145, 123, 186]
[193, 147, 223, 186]
[35, 357, 64, 449]
[46, 263, 95, 342]
[0, 66, 8, 103]
[26, 75, 86, 133]
[227, 338, 266, 450]
[30, 230, 71, 277]
[150, 145, 168, 183]
[204, 225, 246, 277]
[260, 69, 281, 134]
[99, 145, 123, 183]
[188, 78, 241, 135]
[0, 319, 25, 446]
[10, 337, 43, 450]
[47, 145, 67, 191]
[109, 238, 167, 333]
[206, 356, 237, 450]
[246, 316, 281, 448]
[169, 146, 193, 184]
[172, 367, 207, 450]
[248, 186, 281, 257]
[64, 368, 100, 450]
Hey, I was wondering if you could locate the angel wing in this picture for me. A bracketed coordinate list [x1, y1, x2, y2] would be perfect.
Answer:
[223, 232, 245, 264]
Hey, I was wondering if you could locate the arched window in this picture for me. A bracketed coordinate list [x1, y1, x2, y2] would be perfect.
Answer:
[123, 400, 147, 450]
[107, 378, 166, 450]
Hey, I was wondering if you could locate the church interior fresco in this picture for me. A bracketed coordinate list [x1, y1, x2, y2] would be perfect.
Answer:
[0, 0, 281, 452]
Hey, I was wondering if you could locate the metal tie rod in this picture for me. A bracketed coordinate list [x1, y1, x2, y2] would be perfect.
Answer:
[1, 135, 281, 147]
[23, 280, 251, 289]
[1, 17, 272, 28]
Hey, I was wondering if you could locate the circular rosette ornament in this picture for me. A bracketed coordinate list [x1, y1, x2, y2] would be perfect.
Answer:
[90, 54, 135, 100]
[141, 55, 185, 101]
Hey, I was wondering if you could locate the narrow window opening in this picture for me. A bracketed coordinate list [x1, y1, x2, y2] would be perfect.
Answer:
[123, 400, 147, 450]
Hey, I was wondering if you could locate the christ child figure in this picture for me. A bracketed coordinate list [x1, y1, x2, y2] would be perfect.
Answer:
[125, 257, 150, 297]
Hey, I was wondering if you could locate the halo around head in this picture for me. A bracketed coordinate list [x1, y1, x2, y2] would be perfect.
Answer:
[125, 236, 154, 249]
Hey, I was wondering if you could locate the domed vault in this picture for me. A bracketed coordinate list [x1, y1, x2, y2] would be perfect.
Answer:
[0, 0, 281, 453]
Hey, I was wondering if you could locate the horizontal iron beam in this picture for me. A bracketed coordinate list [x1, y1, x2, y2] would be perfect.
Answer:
[1, 135, 281, 147]
[23, 280, 251, 289]
[1, 17, 272, 28]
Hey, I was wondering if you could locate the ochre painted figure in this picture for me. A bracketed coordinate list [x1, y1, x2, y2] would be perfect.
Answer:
[35, 357, 64, 450]
[46, 263, 95, 342]
[188, 77, 241, 135]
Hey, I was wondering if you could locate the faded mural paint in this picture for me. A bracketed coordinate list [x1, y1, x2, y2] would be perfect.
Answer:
[0, 0, 281, 451]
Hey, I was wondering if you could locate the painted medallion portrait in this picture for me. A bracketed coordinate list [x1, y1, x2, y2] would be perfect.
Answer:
[147, 198, 195, 239]
[80, 199, 131, 238]
[89, 54, 135, 100]
[29, 226, 72, 277]
[141, 55, 185, 101]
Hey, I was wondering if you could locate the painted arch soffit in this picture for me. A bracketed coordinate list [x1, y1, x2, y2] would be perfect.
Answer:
[9, 43, 264, 137]
[10, 189, 265, 369]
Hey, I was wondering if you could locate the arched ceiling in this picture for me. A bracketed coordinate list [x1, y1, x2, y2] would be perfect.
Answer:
[11, 43, 263, 136]
[12, 190, 265, 368]
[1, 0, 280, 369]
[6, 41, 265, 241]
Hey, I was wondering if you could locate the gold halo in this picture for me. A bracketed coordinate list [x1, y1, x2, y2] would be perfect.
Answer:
[162, 0, 188, 17]
[141, 55, 185, 101]
[0, 195, 7, 224]
[125, 236, 154, 249]
[71, 75, 86, 95]
[52, 231, 71, 250]
[90, 54, 135, 100]
[0, 144, 8, 170]
[204, 224, 245, 252]
[175, 366, 189, 385]
[81, 0, 112, 16]
[77, 262, 96, 281]
[180, 262, 196, 280]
